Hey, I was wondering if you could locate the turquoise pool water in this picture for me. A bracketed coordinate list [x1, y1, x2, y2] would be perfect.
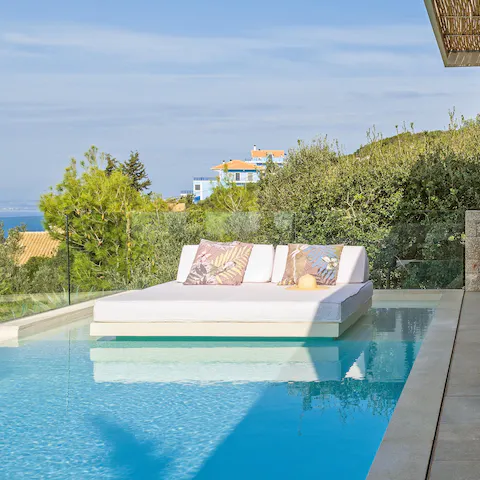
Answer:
[0, 306, 434, 479]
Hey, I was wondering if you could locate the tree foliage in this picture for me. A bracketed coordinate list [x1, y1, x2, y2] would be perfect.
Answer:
[122, 150, 152, 193]
[202, 172, 258, 212]
[105, 154, 120, 176]
[39, 146, 166, 290]
[0, 223, 24, 294]
[104, 151, 152, 193]
[9, 114, 480, 301]
[259, 116, 480, 287]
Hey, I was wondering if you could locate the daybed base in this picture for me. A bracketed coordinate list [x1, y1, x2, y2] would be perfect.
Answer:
[89, 299, 371, 339]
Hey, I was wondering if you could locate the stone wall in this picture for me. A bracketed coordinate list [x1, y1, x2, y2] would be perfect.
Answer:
[466, 210, 480, 291]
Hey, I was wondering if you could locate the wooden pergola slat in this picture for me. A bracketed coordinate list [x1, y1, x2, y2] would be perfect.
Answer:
[425, 0, 480, 66]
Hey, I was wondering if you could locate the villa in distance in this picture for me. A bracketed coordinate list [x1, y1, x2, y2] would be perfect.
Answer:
[186, 145, 285, 202]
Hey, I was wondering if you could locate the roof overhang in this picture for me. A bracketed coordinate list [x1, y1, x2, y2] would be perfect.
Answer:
[425, 0, 480, 67]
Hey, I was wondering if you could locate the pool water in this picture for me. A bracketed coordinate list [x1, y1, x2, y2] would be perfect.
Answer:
[0, 306, 434, 479]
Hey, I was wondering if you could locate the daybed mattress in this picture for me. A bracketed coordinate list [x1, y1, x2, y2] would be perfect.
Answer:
[93, 281, 373, 324]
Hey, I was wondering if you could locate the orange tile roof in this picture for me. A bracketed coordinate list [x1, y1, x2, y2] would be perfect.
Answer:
[17, 232, 61, 265]
[211, 160, 261, 171]
[251, 149, 285, 158]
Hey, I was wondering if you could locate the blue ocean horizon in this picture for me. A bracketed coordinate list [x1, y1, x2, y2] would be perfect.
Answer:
[0, 211, 44, 233]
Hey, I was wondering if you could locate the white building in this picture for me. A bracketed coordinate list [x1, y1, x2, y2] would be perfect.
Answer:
[192, 146, 285, 202]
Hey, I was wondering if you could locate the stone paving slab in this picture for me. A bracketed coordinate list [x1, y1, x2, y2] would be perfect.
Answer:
[433, 424, 480, 462]
[440, 396, 480, 423]
[430, 292, 480, 479]
[429, 461, 480, 480]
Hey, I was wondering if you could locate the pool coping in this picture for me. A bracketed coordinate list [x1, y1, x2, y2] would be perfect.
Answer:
[367, 289, 464, 480]
[0, 300, 95, 342]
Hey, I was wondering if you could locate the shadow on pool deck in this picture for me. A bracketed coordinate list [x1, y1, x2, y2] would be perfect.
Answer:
[92, 415, 171, 480]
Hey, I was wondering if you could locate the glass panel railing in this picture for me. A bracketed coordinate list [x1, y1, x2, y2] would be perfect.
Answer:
[126, 211, 296, 289]
[0, 222, 69, 323]
[65, 211, 127, 305]
[0, 207, 466, 323]
[289, 209, 465, 289]
[124, 209, 464, 290]
[127, 211, 204, 289]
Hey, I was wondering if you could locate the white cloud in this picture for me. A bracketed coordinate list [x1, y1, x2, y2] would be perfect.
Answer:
[1, 23, 432, 66]
[0, 21, 476, 199]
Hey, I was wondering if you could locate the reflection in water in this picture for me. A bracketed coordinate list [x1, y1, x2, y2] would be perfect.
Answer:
[0, 307, 435, 480]
[91, 308, 433, 425]
[369, 306, 432, 340]
[287, 306, 431, 420]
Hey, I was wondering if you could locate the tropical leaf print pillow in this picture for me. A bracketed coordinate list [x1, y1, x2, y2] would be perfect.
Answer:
[279, 244, 344, 286]
[184, 240, 254, 285]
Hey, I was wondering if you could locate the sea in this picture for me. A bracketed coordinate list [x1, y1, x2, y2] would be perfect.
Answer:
[0, 211, 44, 234]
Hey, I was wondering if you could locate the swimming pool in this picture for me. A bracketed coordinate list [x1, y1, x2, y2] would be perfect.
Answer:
[0, 305, 434, 479]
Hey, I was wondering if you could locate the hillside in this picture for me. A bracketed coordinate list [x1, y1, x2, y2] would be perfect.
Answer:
[353, 130, 446, 157]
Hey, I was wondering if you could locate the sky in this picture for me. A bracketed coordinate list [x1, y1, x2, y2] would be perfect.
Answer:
[1, 0, 480, 203]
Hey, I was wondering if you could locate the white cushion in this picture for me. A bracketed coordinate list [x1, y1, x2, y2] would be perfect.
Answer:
[272, 245, 369, 284]
[176, 244, 274, 283]
[94, 281, 373, 324]
[243, 244, 274, 282]
[271, 245, 288, 283]
[337, 246, 369, 284]
[176, 245, 198, 282]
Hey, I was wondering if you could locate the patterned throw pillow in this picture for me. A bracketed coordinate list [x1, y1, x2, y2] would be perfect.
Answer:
[184, 240, 254, 286]
[279, 244, 344, 286]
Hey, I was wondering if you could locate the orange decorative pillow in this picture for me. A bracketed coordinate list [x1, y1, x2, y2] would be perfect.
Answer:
[184, 240, 253, 285]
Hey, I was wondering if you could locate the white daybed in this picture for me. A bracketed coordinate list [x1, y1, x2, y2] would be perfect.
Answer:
[91, 245, 373, 339]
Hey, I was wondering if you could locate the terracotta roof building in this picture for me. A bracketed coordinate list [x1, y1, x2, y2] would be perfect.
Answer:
[191, 145, 285, 202]
[17, 232, 61, 265]
[251, 149, 285, 158]
[211, 160, 263, 171]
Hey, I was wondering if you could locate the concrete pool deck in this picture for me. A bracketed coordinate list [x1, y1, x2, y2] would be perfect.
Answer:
[368, 290, 464, 480]
[429, 292, 480, 479]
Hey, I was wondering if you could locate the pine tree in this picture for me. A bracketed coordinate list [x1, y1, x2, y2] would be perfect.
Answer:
[122, 151, 152, 193]
[105, 154, 119, 176]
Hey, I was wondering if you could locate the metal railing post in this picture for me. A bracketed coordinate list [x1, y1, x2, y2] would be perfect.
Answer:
[65, 214, 71, 305]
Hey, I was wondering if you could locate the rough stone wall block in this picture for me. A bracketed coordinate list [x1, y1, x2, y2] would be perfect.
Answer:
[465, 211, 480, 292]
